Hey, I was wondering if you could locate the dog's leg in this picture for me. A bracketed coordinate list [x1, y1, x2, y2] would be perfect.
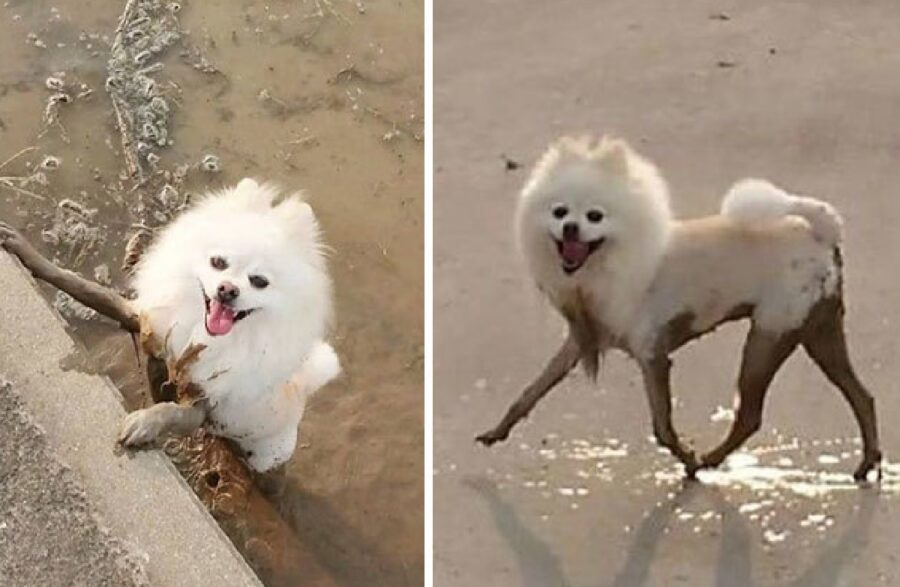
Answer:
[638, 354, 700, 477]
[0, 222, 139, 333]
[560, 287, 603, 380]
[118, 401, 207, 447]
[701, 326, 799, 469]
[803, 298, 881, 481]
[476, 333, 580, 446]
[146, 355, 176, 403]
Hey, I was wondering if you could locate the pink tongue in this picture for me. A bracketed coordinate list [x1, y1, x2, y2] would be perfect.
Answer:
[206, 300, 236, 336]
[561, 239, 590, 265]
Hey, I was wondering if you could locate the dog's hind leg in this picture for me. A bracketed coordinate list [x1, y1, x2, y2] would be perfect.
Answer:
[638, 355, 700, 477]
[476, 333, 580, 446]
[802, 297, 881, 481]
[701, 326, 799, 470]
[0, 222, 139, 332]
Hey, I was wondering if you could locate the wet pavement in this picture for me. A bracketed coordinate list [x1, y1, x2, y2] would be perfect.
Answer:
[435, 1, 900, 585]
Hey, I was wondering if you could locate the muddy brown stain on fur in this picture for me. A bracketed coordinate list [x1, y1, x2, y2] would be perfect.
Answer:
[559, 286, 608, 380]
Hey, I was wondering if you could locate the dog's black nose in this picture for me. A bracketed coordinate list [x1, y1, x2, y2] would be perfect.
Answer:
[562, 221, 579, 241]
[217, 281, 240, 303]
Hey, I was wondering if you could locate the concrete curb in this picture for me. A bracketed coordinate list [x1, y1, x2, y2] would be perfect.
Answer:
[0, 252, 262, 586]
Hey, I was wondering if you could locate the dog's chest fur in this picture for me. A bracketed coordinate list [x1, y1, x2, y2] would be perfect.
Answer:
[144, 317, 309, 441]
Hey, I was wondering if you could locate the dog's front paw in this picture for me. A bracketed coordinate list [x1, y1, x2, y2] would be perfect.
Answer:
[475, 427, 508, 446]
[118, 408, 165, 447]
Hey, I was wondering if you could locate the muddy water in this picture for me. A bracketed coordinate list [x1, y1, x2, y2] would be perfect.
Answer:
[0, 1, 423, 585]
[435, 1, 900, 585]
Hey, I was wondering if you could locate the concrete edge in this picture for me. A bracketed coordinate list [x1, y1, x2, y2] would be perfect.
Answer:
[0, 252, 262, 586]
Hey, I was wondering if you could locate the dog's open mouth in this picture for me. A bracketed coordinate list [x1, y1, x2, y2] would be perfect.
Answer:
[555, 237, 604, 274]
[203, 293, 255, 336]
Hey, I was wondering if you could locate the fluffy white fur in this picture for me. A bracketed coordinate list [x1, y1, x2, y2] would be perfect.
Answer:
[517, 136, 674, 338]
[721, 178, 843, 245]
[133, 178, 340, 471]
[517, 136, 842, 359]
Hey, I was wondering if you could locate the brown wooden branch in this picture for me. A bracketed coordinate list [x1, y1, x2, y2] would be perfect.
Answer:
[0, 222, 140, 332]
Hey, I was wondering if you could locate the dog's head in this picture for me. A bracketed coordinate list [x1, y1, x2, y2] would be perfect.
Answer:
[516, 136, 673, 279]
[134, 178, 332, 352]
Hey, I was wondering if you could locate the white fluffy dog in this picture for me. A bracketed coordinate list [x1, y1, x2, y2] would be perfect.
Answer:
[122, 178, 340, 471]
[1, 178, 340, 472]
[478, 136, 881, 481]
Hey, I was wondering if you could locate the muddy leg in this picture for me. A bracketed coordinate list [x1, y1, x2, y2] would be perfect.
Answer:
[803, 300, 881, 481]
[476, 334, 580, 446]
[119, 401, 208, 447]
[0, 222, 139, 332]
[701, 327, 799, 469]
[638, 355, 700, 477]
[146, 355, 175, 403]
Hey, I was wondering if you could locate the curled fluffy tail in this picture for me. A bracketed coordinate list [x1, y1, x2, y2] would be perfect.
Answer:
[721, 178, 843, 246]
[294, 341, 341, 396]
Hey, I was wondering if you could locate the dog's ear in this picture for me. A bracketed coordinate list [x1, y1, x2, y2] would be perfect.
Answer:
[596, 140, 630, 177]
[231, 177, 278, 210]
[275, 196, 317, 232]
[236, 177, 259, 192]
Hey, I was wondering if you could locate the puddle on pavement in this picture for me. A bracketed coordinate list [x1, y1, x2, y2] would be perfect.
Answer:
[0, 1, 423, 585]
[439, 427, 893, 586]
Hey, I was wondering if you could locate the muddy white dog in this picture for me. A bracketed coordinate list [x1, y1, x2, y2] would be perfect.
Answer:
[477, 136, 881, 481]
[1, 178, 340, 472]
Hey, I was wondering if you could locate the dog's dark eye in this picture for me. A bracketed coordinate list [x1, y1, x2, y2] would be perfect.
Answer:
[210, 256, 228, 271]
[586, 210, 604, 223]
[249, 275, 269, 289]
[552, 205, 569, 219]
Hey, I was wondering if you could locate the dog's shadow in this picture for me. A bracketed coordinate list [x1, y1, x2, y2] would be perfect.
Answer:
[467, 477, 878, 587]
[464, 476, 572, 587]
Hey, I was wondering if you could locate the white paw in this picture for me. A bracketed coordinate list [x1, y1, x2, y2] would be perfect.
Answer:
[242, 428, 297, 472]
[118, 408, 163, 447]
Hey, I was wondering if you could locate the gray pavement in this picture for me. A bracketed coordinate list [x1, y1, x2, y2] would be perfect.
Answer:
[435, 1, 900, 586]
[0, 380, 148, 586]
[0, 252, 262, 586]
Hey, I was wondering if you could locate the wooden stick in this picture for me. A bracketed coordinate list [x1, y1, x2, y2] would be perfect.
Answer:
[0, 222, 139, 333]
